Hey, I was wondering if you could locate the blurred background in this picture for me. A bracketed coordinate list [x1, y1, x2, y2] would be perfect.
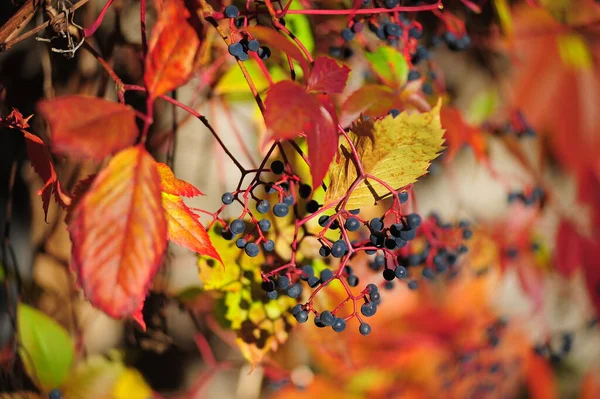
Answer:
[0, 0, 599, 398]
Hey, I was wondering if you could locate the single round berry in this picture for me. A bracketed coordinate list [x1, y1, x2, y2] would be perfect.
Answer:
[341, 28, 355, 41]
[236, 238, 247, 249]
[361, 302, 377, 317]
[395, 237, 407, 248]
[400, 228, 416, 241]
[273, 202, 289, 217]
[407, 70, 421, 81]
[221, 229, 234, 240]
[332, 317, 346, 332]
[295, 310, 309, 323]
[370, 291, 381, 301]
[230, 219, 246, 235]
[367, 283, 378, 293]
[49, 389, 62, 399]
[314, 316, 326, 328]
[359, 323, 371, 336]
[398, 191, 409, 203]
[256, 200, 270, 214]
[385, 238, 397, 249]
[463, 229, 473, 239]
[283, 195, 295, 206]
[228, 42, 244, 56]
[319, 246, 331, 257]
[258, 219, 271, 232]
[302, 265, 314, 277]
[278, 275, 290, 290]
[320, 268, 334, 282]
[331, 240, 347, 258]
[422, 268, 435, 280]
[299, 184, 312, 199]
[395, 265, 408, 279]
[245, 242, 259, 257]
[370, 218, 384, 232]
[329, 46, 343, 58]
[305, 200, 320, 213]
[407, 280, 419, 290]
[247, 39, 260, 52]
[221, 192, 234, 205]
[267, 290, 278, 300]
[224, 5, 239, 18]
[320, 310, 335, 326]
[287, 284, 302, 298]
[347, 275, 359, 287]
[406, 213, 422, 229]
[383, 268, 396, 281]
[271, 160, 285, 174]
[318, 215, 330, 227]
[257, 46, 271, 60]
[345, 217, 361, 231]
[263, 240, 275, 252]
[308, 276, 320, 288]
[291, 304, 302, 315]
[261, 279, 275, 292]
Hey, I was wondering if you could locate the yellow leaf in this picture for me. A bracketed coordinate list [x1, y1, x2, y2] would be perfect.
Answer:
[494, 0, 513, 38]
[62, 353, 125, 399]
[324, 100, 445, 208]
[215, 60, 270, 95]
[111, 368, 153, 399]
[557, 33, 593, 70]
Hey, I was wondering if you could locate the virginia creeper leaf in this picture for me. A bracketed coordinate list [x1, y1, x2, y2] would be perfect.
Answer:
[156, 162, 203, 197]
[68, 145, 167, 327]
[17, 304, 74, 391]
[307, 56, 350, 94]
[364, 46, 409, 88]
[440, 106, 487, 163]
[145, 17, 199, 99]
[215, 60, 271, 95]
[246, 26, 310, 78]
[264, 80, 337, 188]
[325, 100, 445, 208]
[340, 85, 398, 126]
[162, 193, 221, 262]
[37, 96, 138, 161]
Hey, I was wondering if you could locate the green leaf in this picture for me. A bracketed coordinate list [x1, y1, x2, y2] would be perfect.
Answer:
[17, 304, 74, 391]
[285, 1, 314, 55]
[215, 60, 270, 96]
[365, 46, 409, 87]
[467, 89, 499, 125]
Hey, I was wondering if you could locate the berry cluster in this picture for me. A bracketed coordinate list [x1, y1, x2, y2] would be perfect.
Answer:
[224, 5, 271, 61]
[507, 186, 545, 206]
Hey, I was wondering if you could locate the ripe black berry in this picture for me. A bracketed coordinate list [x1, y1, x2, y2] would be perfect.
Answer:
[341, 28, 355, 41]
[236, 238, 247, 249]
[359, 323, 371, 336]
[389, 108, 400, 118]
[230, 219, 246, 235]
[258, 219, 271, 232]
[369, 218, 384, 232]
[287, 284, 302, 298]
[331, 240, 347, 258]
[361, 302, 377, 317]
[228, 42, 244, 56]
[308, 276, 320, 288]
[406, 213, 422, 229]
[256, 200, 270, 214]
[283, 195, 294, 206]
[267, 290, 278, 300]
[299, 184, 312, 199]
[320, 268, 334, 282]
[345, 217, 361, 231]
[305, 200, 320, 213]
[295, 310, 309, 323]
[273, 203, 289, 217]
[399, 228, 416, 241]
[49, 389, 62, 399]
[271, 160, 285, 174]
[407, 280, 418, 290]
[332, 318, 346, 332]
[247, 39, 260, 52]
[263, 240, 275, 252]
[347, 275, 359, 287]
[221, 192, 234, 204]
[320, 310, 335, 326]
[257, 46, 271, 60]
[319, 246, 331, 257]
[463, 229, 473, 239]
[278, 275, 290, 289]
[383, 268, 395, 281]
[245, 243, 259, 257]
[398, 191, 409, 203]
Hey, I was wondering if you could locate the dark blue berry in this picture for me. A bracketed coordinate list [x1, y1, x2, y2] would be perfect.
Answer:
[236, 238, 247, 249]
[256, 200, 270, 214]
[263, 240, 275, 252]
[385, 238, 397, 249]
[370, 218, 384, 232]
[228, 42, 244, 56]
[287, 284, 302, 298]
[390, 223, 403, 237]
[295, 310, 308, 323]
[245, 243, 259, 257]
[384, 23, 402, 37]
[345, 217, 360, 231]
[230, 219, 246, 235]
[278, 275, 290, 289]
[292, 304, 302, 315]
[318, 215, 330, 227]
[398, 191, 409, 203]
[305, 200, 320, 213]
[463, 229, 473, 239]
[314, 316, 326, 328]
[406, 213, 422, 229]
[320, 269, 334, 282]
[329, 46, 343, 58]
[370, 291, 381, 301]
[283, 195, 294, 206]
[302, 265, 314, 278]
[407, 70, 421, 81]
[319, 246, 331, 257]
[352, 22, 363, 33]
[359, 323, 371, 336]
[221, 192, 234, 204]
[224, 5, 239, 18]
[408, 280, 418, 290]
[49, 390, 62, 399]
[395, 265, 408, 279]
[257, 46, 271, 60]
[236, 49, 249, 61]
[341, 28, 355, 41]
[349, 209, 360, 215]
[361, 302, 377, 317]
[409, 26, 423, 39]
[267, 290, 278, 300]
[388, 108, 400, 118]
[399, 228, 416, 241]
[331, 240, 347, 258]
[299, 184, 312, 199]
[258, 219, 271, 232]
[308, 276, 320, 288]
[383, 268, 395, 281]
[395, 237, 407, 248]
[320, 310, 335, 326]
[271, 160, 285, 174]
[347, 275, 359, 287]
[422, 268, 435, 280]
[367, 283, 378, 293]
[221, 229, 234, 240]
[247, 39, 260, 52]
[273, 202, 289, 217]
[332, 318, 346, 332]
[261, 279, 275, 292]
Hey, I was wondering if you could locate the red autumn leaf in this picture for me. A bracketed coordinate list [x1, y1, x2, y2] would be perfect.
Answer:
[581, 238, 600, 319]
[162, 193, 221, 262]
[264, 80, 337, 188]
[246, 26, 310, 79]
[68, 145, 167, 326]
[525, 351, 557, 399]
[340, 84, 398, 126]
[145, 17, 199, 99]
[307, 56, 350, 94]
[156, 162, 203, 197]
[440, 106, 487, 164]
[554, 220, 583, 278]
[38, 96, 138, 161]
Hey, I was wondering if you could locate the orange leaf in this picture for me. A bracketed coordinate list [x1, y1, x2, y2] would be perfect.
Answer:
[162, 193, 221, 262]
[525, 351, 557, 399]
[38, 96, 138, 161]
[440, 106, 487, 163]
[145, 17, 199, 99]
[156, 163, 203, 197]
[246, 26, 310, 79]
[581, 370, 600, 399]
[68, 146, 167, 324]
[340, 85, 398, 126]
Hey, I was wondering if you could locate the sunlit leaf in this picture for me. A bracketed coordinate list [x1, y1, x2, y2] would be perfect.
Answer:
[247, 26, 310, 78]
[111, 368, 153, 399]
[364, 46, 409, 87]
[145, 17, 199, 98]
[162, 193, 221, 261]
[307, 56, 350, 94]
[156, 162, 203, 197]
[68, 146, 167, 327]
[215, 60, 270, 95]
[325, 100, 445, 208]
[17, 304, 74, 391]
[340, 85, 398, 126]
[38, 96, 138, 161]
